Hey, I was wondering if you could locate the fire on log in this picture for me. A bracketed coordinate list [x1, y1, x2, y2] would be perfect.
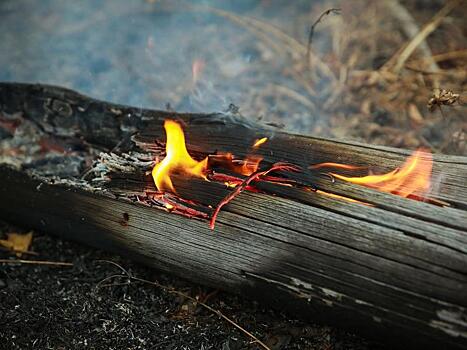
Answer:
[0, 83, 466, 349]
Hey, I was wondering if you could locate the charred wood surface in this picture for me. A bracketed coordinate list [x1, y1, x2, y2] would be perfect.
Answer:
[0, 83, 466, 349]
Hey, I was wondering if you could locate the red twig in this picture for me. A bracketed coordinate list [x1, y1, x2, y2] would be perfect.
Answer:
[147, 191, 210, 220]
[166, 199, 210, 220]
[209, 162, 300, 229]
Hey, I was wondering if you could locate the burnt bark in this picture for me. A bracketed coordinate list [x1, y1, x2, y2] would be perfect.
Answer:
[0, 83, 466, 349]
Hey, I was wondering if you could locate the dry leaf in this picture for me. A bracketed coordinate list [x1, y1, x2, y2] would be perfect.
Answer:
[0, 231, 33, 257]
[427, 89, 460, 112]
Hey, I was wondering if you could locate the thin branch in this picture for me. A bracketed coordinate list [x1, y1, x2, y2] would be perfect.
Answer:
[306, 8, 341, 71]
[95, 273, 130, 290]
[384, 0, 440, 69]
[135, 276, 272, 350]
[423, 49, 467, 63]
[97, 260, 272, 350]
[96, 259, 132, 277]
[269, 84, 317, 112]
[0, 246, 38, 256]
[0, 259, 73, 266]
[390, 0, 462, 73]
[210, 162, 300, 229]
[200, 5, 338, 83]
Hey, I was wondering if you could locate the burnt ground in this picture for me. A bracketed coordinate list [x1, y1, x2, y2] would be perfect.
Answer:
[1, 0, 464, 348]
[0, 221, 375, 350]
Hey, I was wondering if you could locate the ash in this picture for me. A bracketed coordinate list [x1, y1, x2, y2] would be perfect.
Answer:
[0, 221, 373, 350]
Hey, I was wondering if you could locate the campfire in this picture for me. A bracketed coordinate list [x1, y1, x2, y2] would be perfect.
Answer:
[149, 119, 438, 229]
[1, 79, 466, 350]
[0, 1, 466, 349]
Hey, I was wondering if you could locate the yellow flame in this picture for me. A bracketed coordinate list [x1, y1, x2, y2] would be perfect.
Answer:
[253, 137, 268, 148]
[309, 162, 365, 170]
[152, 120, 208, 193]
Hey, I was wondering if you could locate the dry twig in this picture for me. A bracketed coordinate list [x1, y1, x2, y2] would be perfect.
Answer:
[200, 5, 338, 84]
[266, 84, 317, 112]
[383, 0, 441, 88]
[306, 8, 341, 70]
[210, 162, 300, 229]
[387, 0, 462, 73]
[97, 260, 272, 350]
[0, 259, 73, 266]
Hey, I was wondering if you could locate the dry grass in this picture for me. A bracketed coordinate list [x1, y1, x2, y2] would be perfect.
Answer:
[139, 0, 466, 155]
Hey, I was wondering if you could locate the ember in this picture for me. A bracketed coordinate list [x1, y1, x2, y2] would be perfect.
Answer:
[211, 153, 263, 177]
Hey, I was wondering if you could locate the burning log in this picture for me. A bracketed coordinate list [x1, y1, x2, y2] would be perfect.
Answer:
[0, 83, 466, 349]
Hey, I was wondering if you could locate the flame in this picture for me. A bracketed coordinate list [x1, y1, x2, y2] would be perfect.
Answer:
[210, 152, 262, 176]
[192, 59, 205, 84]
[165, 203, 174, 210]
[235, 155, 262, 175]
[326, 149, 433, 198]
[152, 120, 262, 194]
[309, 162, 365, 170]
[253, 137, 268, 148]
[152, 120, 208, 193]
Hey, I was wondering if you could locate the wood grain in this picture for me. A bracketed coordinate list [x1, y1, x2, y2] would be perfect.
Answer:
[0, 83, 466, 349]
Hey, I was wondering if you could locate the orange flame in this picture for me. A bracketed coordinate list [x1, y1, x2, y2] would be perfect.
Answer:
[238, 156, 262, 175]
[327, 149, 433, 198]
[213, 152, 262, 176]
[152, 120, 208, 193]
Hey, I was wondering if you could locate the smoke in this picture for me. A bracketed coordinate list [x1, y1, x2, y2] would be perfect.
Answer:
[0, 0, 335, 134]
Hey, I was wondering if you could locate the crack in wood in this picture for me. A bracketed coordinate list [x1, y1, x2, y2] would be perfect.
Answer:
[1, 83, 467, 349]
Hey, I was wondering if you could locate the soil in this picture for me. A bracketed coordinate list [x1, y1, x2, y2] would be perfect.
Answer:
[0, 222, 374, 350]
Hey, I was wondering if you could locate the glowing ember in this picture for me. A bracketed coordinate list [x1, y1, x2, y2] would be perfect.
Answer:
[210, 152, 263, 177]
[165, 203, 174, 210]
[319, 149, 433, 199]
[152, 120, 208, 193]
[235, 156, 262, 176]
[210, 162, 300, 229]
[252, 137, 268, 148]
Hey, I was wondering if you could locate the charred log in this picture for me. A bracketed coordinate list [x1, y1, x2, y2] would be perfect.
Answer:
[0, 83, 466, 349]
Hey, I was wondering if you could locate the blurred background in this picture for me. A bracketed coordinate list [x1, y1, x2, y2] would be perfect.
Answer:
[0, 0, 465, 154]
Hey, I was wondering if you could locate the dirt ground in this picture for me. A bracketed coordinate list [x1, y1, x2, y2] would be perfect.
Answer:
[0, 221, 375, 350]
